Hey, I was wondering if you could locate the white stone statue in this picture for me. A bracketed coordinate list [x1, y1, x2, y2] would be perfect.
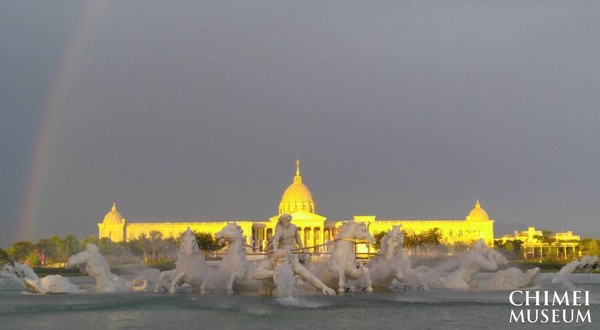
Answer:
[67, 243, 147, 293]
[1, 262, 80, 294]
[356, 225, 427, 291]
[154, 227, 213, 293]
[252, 249, 296, 297]
[420, 240, 539, 290]
[257, 214, 336, 295]
[440, 239, 504, 289]
[201, 222, 260, 294]
[552, 255, 599, 290]
[479, 267, 540, 290]
[311, 220, 375, 293]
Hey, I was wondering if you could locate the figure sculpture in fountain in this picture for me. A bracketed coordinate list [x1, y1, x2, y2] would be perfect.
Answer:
[440, 239, 504, 289]
[201, 222, 261, 294]
[432, 239, 540, 290]
[1, 262, 80, 294]
[252, 249, 296, 298]
[67, 243, 147, 293]
[311, 220, 375, 293]
[479, 266, 540, 290]
[355, 225, 427, 291]
[154, 227, 213, 293]
[256, 214, 336, 295]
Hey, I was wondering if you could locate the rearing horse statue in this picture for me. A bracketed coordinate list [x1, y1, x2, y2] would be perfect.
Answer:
[356, 225, 427, 291]
[311, 221, 375, 293]
[201, 222, 260, 294]
[154, 227, 214, 293]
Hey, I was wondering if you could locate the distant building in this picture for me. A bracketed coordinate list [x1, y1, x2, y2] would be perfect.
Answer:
[498, 227, 581, 259]
[99, 161, 495, 250]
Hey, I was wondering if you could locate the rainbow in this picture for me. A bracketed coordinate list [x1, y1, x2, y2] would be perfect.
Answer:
[18, 1, 106, 241]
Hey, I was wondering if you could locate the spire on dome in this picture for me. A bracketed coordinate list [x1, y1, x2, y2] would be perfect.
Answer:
[294, 159, 302, 184]
[475, 199, 480, 208]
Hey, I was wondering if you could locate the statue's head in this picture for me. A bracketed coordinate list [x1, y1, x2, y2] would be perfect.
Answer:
[472, 239, 486, 252]
[216, 222, 244, 243]
[278, 214, 292, 228]
[86, 243, 100, 253]
[180, 227, 200, 255]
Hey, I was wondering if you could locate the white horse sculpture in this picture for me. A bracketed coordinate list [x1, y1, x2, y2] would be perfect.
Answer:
[479, 267, 540, 290]
[439, 239, 507, 289]
[311, 221, 375, 293]
[67, 243, 147, 293]
[1, 262, 80, 294]
[154, 227, 213, 293]
[201, 222, 260, 294]
[356, 225, 427, 291]
[551, 255, 599, 290]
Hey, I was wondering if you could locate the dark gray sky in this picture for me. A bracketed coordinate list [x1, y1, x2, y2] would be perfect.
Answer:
[2, 0, 600, 247]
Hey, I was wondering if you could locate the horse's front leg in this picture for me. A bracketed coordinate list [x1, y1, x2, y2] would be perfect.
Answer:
[169, 272, 185, 294]
[227, 270, 244, 294]
[348, 267, 372, 292]
[391, 265, 403, 281]
[336, 264, 347, 293]
[154, 270, 172, 292]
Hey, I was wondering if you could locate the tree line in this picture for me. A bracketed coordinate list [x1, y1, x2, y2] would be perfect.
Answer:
[0, 230, 224, 267]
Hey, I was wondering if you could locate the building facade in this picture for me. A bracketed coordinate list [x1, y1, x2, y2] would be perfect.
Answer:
[498, 227, 581, 259]
[99, 161, 495, 249]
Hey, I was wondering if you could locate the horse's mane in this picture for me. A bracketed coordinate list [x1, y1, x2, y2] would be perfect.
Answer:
[337, 221, 357, 234]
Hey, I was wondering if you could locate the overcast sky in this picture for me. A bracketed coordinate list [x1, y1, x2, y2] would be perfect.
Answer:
[1, 0, 600, 247]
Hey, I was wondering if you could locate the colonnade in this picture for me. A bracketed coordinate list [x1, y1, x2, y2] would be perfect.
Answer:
[250, 225, 337, 253]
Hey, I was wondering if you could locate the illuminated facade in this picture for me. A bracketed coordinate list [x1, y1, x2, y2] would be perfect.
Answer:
[98, 161, 495, 249]
[498, 227, 581, 259]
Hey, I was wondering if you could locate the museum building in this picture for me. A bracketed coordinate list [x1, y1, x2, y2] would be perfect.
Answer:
[98, 161, 495, 250]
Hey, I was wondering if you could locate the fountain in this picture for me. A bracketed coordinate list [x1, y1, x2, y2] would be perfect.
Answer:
[1, 222, 598, 329]
[0, 262, 80, 294]
[252, 249, 296, 298]
[419, 239, 540, 290]
[553, 255, 600, 290]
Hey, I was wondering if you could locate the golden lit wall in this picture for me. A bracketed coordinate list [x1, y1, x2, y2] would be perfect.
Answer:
[368, 219, 494, 247]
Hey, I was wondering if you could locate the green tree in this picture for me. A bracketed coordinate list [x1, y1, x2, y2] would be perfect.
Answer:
[0, 248, 9, 266]
[402, 228, 442, 256]
[8, 241, 35, 262]
[494, 239, 523, 259]
[421, 228, 442, 246]
[580, 239, 599, 256]
[147, 230, 164, 261]
[25, 251, 41, 266]
[62, 234, 79, 259]
[372, 231, 387, 251]
[535, 230, 556, 245]
[195, 232, 224, 252]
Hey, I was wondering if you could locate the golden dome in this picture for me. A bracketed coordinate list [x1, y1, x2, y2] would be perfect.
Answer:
[279, 160, 316, 214]
[102, 202, 124, 224]
[466, 199, 489, 222]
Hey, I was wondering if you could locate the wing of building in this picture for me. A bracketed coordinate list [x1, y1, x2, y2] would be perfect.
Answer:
[98, 160, 495, 248]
